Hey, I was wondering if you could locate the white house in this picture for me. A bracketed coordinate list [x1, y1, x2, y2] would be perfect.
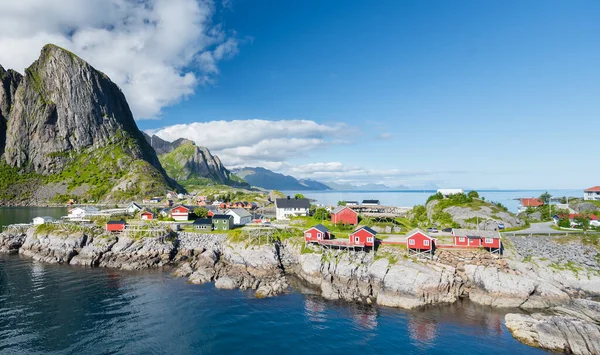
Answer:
[127, 202, 142, 214]
[226, 208, 252, 225]
[68, 206, 99, 219]
[177, 193, 185, 200]
[584, 186, 600, 201]
[437, 189, 464, 197]
[275, 197, 310, 220]
[33, 216, 54, 225]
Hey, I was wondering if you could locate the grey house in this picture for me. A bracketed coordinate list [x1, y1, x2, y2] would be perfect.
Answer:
[212, 214, 234, 231]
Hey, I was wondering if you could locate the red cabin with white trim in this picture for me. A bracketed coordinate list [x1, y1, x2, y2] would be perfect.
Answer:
[106, 220, 126, 232]
[349, 226, 377, 247]
[481, 236, 501, 249]
[170, 205, 190, 221]
[406, 230, 435, 250]
[331, 206, 358, 225]
[453, 235, 482, 247]
[304, 224, 331, 243]
[140, 211, 154, 220]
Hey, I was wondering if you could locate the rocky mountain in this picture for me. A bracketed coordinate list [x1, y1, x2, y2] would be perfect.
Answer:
[0, 44, 174, 204]
[232, 167, 331, 191]
[145, 134, 247, 188]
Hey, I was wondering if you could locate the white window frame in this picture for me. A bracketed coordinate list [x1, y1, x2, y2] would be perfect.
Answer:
[459, 237, 465, 242]
[424, 240, 430, 246]
[367, 237, 373, 243]
[485, 238, 493, 244]
[409, 239, 415, 246]
[317, 232, 322, 240]
[355, 236, 360, 243]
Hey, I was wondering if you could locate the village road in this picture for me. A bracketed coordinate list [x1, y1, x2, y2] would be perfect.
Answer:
[505, 222, 560, 235]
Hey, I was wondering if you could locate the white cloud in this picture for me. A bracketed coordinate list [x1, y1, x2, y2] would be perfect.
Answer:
[0, 0, 237, 119]
[148, 119, 351, 166]
[284, 161, 466, 186]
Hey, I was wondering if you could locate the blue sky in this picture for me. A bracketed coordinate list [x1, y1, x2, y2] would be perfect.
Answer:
[1, 0, 598, 189]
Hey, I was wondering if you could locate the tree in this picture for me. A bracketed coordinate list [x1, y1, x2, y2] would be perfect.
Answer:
[294, 193, 305, 199]
[467, 190, 480, 199]
[539, 191, 552, 204]
[194, 207, 208, 219]
[560, 196, 567, 204]
[312, 207, 330, 221]
[337, 200, 346, 206]
[573, 214, 590, 230]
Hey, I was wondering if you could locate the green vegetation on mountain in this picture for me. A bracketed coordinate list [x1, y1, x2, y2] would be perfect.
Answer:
[155, 139, 248, 190]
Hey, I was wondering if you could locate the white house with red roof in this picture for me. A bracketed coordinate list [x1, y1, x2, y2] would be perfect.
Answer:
[584, 186, 600, 201]
[517, 198, 544, 214]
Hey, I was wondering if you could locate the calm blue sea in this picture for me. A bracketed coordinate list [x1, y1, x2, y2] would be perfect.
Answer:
[0, 255, 547, 355]
[282, 189, 583, 213]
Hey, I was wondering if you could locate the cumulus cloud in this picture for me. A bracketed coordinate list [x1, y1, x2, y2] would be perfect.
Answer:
[284, 162, 466, 185]
[148, 119, 351, 166]
[0, 0, 237, 119]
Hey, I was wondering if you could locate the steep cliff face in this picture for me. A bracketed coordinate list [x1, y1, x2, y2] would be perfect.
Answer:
[5, 44, 161, 174]
[145, 133, 247, 187]
[0, 44, 174, 203]
[0, 65, 22, 156]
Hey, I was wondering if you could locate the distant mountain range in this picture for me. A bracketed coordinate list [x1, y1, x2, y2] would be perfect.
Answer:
[232, 167, 331, 191]
[323, 182, 392, 190]
[231, 167, 398, 191]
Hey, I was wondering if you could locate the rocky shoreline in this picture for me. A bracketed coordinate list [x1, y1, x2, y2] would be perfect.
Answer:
[1, 228, 600, 354]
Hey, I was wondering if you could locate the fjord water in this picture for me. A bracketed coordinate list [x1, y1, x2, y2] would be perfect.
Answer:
[0, 255, 547, 355]
[284, 189, 583, 212]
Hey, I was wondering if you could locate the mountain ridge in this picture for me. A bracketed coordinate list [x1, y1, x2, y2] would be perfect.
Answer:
[0, 44, 175, 203]
[145, 133, 248, 188]
[232, 167, 331, 191]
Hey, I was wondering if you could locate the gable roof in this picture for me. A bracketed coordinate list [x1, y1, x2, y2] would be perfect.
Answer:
[585, 186, 600, 192]
[453, 229, 500, 239]
[353, 226, 377, 236]
[275, 198, 310, 209]
[107, 220, 126, 225]
[520, 198, 544, 207]
[141, 210, 154, 215]
[34, 216, 54, 221]
[332, 206, 357, 215]
[405, 228, 433, 240]
[171, 204, 191, 210]
[306, 224, 329, 234]
[193, 218, 213, 225]
[128, 202, 141, 208]
[564, 214, 599, 220]
[227, 208, 252, 218]
[212, 214, 232, 220]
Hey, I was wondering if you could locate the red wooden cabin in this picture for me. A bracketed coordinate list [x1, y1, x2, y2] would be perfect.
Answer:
[106, 220, 126, 232]
[481, 236, 501, 249]
[304, 224, 331, 243]
[406, 230, 435, 250]
[349, 226, 377, 247]
[140, 211, 154, 220]
[170, 205, 190, 221]
[453, 235, 482, 247]
[331, 206, 358, 225]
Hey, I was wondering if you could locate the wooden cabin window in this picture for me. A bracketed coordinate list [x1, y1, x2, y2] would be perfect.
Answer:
[459, 237, 465, 242]
[409, 239, 415, 245]
[485, 238, 493, 243]
[424, 240, 430, 246]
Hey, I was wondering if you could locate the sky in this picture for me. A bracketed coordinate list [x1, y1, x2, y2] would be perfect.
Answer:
[0, 0, 598, 189]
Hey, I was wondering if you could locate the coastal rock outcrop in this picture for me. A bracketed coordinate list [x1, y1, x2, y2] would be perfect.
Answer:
[0, 232, 26, 253]
[19, 228, 87, 264]
[284, 242, 464, 308]
[505, 312, 600, 355]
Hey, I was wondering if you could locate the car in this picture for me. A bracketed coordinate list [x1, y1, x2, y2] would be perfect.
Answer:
[442, 227, 453, 233]
[426, 227, 439, 233]
[497, 223, 505, 230]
